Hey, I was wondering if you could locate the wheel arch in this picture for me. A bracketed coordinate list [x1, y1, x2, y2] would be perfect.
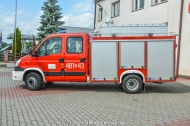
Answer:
[120, 70, 145, 83]
[23, 68, 46, 82]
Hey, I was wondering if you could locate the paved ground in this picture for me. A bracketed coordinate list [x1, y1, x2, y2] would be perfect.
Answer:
[0, 68, 190, 126]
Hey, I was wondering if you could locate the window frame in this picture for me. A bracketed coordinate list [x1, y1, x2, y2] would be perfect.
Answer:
[98, 8, 103, 22]
[111, 1, 120, 18]
[151, 0, 167, 6]
[37, 37, 62, 56]
[66, 37, 83, 54]
[132, 0, 144, 11]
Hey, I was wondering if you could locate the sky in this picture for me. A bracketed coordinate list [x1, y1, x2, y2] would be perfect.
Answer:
[0, 0, 94, 44]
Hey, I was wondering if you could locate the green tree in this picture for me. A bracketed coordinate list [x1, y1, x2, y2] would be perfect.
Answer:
[37, 0, 64, 43]
[12, 28, 22, 60]
[0, 42, 8, 49]
[26, 41, 32, 50]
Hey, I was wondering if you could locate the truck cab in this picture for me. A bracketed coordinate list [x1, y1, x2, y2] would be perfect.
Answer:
[12, 33, 89, 90]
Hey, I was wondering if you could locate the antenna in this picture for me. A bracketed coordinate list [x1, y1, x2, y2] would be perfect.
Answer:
[102, 13, 111, 23]
[97, 4, 106, 13]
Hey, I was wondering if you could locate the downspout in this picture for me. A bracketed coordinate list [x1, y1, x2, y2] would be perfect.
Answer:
[177, 0, 184, 77]
[94, 1, 97, 29]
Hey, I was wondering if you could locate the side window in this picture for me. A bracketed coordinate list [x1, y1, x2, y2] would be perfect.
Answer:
[67, 37, 83, 54]
[38, 38, 62, 56]
[38, 42, 46, 56]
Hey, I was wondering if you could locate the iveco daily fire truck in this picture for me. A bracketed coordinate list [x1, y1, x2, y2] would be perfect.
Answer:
[12, 24, 176, 93]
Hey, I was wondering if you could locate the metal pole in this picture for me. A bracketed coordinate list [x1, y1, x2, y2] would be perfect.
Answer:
[176, 0, 184, 77]
[14, 0, 17, 63]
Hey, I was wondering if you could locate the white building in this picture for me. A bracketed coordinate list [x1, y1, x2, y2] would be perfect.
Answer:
[94, 0, 190, 78]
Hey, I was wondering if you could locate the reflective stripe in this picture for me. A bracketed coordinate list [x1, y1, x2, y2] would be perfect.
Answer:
[43, 72, 86, 76]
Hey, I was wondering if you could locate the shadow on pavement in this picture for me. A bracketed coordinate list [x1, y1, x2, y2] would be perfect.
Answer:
[143, 82, 190, 94]
[20, 82, 123, 92]
[20, 82, 190, 94]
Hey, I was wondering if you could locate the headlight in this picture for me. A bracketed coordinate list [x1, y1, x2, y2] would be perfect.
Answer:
[15, 59, 21, 66]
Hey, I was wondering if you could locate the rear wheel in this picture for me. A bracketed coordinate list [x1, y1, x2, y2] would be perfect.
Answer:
[25, 72, 42, 91]
[122, 75, 143, 93]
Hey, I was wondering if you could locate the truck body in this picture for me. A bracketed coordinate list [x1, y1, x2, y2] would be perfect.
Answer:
[12, 32, 176, 93]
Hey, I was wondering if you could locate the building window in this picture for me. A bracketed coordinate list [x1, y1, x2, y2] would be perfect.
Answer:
[133, 0, 144, 11]
[152, 0, 167, 5]
[112, 1, 120, 17]
[98, 8, 102, 22]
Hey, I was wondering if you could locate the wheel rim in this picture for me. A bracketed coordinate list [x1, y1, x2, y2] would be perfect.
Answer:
[27, 76, 37, 89]
[126, 78, 139, 91]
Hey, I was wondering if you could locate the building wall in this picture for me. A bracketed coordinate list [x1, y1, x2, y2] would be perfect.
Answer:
[95, 0, 190, 77]
[95, 0, 181, 33]
[179, 0, 190, 77]
[22, 39, 26, 53]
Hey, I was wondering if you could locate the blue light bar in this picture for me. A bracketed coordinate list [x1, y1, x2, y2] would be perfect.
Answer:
[59, 30, 67, 33]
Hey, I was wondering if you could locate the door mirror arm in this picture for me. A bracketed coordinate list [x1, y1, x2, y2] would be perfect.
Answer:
[29, 47, 33, 57]
[34, 51, 38, 57]
[29, 47, 38, 57]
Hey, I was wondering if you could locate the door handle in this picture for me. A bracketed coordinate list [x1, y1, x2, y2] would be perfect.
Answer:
[59, 58, 64, 63]
[61, 69, 64, 76]
[80, 58, 86, 62]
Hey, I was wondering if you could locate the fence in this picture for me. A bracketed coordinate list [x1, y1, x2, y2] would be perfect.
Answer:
[0, 52, 28, 61]
[0, 52, 3, 61]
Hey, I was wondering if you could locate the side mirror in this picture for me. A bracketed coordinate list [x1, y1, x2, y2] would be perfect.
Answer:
[29, 47, 33, 56]
[29, 47, 38, 57]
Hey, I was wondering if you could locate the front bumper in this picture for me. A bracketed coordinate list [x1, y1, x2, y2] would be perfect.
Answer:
[12, 71, 24, 81]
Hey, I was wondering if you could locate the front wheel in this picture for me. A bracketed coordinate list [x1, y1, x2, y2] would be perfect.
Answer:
[122, 75, 143, 93]
[25, 72, 42, 91]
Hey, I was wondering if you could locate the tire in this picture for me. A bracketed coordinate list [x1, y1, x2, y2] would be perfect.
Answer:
[25, 72, 42, 91]
[122, 75, 143, 93]
[46, 82, 53, 84]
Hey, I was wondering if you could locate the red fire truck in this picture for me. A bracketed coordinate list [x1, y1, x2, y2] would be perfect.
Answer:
[12, 24, 176, 93]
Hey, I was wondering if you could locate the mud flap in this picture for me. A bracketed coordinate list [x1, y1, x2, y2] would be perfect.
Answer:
[42, 82, 45, 89]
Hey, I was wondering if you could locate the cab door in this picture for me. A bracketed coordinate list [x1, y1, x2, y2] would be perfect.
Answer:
[64, 35, 88, 82]
[36, 37, 64, 82]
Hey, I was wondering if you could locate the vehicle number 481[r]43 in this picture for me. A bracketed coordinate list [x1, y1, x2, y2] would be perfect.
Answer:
[66, 63, 84, 69]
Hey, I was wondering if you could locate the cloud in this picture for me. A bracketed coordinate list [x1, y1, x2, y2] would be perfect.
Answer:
[0, 4, 3, 9]
[0, 10, 42, 43]
[72, 0, 93, 12]
[0, 10, 15, 43]
[0, 0, 95, 44]
[3, 16, 15, 25]
[61, 13, 94, 28]
[17, 10, 42, 35]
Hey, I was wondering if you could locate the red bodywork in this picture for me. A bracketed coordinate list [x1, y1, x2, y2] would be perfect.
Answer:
[19, 34, 176, 83]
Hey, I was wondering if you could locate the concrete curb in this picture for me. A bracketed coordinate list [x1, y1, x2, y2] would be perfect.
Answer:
[0, 63, 15, 68]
